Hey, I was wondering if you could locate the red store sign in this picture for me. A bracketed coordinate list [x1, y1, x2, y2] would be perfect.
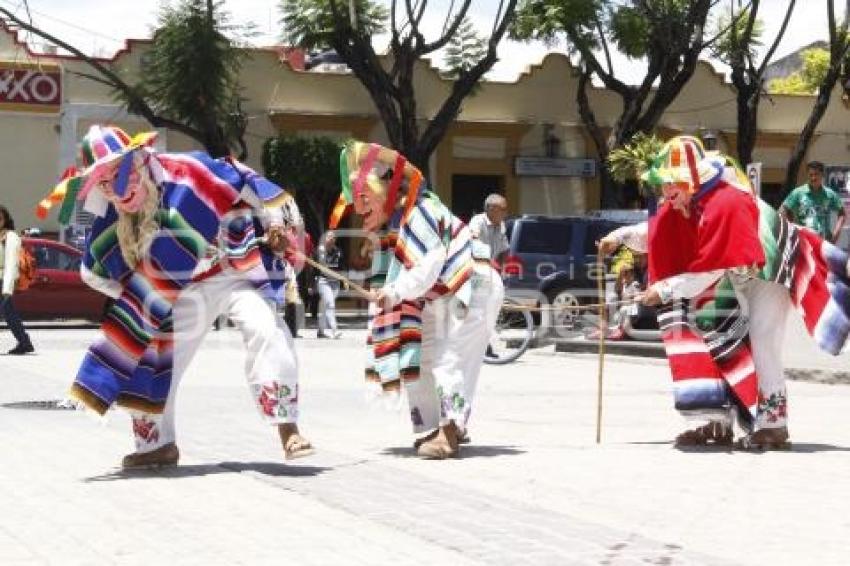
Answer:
[0, 61, 61, 113]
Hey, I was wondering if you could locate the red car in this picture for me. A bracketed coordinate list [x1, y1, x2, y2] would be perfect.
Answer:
[13, 238, 109, 321]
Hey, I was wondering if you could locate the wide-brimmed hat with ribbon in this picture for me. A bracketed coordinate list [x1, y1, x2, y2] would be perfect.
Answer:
[329, 140, 424, 230]
[77, 125, 158, 198]
[641, 135, 722, 192]
[35, 125, 158, 221]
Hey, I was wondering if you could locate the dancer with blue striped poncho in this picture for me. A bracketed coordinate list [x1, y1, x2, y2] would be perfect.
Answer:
[41, 125, 313, 468]
[334, 141, 503, 459]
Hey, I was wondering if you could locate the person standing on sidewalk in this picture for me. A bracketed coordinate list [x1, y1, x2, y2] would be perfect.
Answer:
[337, 140, 503, 459]
[0, 206, 34, 355]
[599, 136, 850, 450]
[315, 230, 342, 339]
[43, 125, 312, 467]
[780, 161, 845, 243]
[468, 193, 509, 263]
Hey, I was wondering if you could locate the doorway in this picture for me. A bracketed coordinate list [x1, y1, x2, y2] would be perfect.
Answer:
[451, 174, 504, 222]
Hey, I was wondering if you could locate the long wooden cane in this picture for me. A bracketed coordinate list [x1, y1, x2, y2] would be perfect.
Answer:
[596, 249, 606, 444]
[297, 252, 373, 300]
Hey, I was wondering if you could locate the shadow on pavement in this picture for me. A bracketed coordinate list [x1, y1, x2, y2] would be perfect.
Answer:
[752, 442, 850, 454]
[666, 442, 850, 454]
[380, 445, 525, 458]
[83, 461, 330, 482]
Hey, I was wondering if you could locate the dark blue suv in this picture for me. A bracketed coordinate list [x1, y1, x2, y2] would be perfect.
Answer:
[502, 211, 647, 334]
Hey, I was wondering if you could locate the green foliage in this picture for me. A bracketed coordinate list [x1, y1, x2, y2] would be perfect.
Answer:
[768, 48, 829, 94]
[511, 0, 601, 51]
[262, 134, 344, 236]
[131, 0, 248, 149]
[280, 0, 388, 49]
[609, 6, 649, 59]
[710, 6, 763, 65]
[512, 0, 692, 59]
[443, 17, 488, 81]
[606, 132, 664, 192]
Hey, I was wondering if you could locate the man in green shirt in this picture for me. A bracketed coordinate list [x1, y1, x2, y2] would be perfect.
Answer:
[780, 160, 846, 242]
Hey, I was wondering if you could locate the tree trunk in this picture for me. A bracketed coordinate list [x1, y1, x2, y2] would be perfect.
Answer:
[734, 83, 760, 167]
[577, 69, 622, 209]
[784, 69, 842, 195]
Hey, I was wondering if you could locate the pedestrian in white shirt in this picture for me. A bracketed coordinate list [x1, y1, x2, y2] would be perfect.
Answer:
[0, 206, 34, 355]
[468, 193, 509, 263]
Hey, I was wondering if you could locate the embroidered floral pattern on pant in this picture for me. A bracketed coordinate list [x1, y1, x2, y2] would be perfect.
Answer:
[757, 390, 787, 425]
[132, 415, 160, 446]
[254, 382, 298, 421]
[437, 385, 466, 421]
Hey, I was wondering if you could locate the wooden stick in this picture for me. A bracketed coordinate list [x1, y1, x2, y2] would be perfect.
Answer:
[297, 253, 373, 300]
[595, 250, 606, 444]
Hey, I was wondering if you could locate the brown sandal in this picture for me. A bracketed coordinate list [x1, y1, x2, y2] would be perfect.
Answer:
[122, 443, 180, 469]
[736, 427, 791, 451]
[674, 423, 733, 447]
[416, 439, 459, 460]
[284, 434, 314, 460]
[413, 429, 470, 449]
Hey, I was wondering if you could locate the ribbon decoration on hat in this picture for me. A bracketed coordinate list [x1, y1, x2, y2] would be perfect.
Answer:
[352, 143, 381, 202]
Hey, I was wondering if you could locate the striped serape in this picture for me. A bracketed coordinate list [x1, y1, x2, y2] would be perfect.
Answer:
[367, 191, 474, 392]
[69, 152, 289, 415]
[662, 198, 850, 427]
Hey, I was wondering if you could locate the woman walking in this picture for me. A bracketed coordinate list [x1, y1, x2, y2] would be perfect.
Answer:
[0, 206, 34, 355]
[315, 231, 342, 339]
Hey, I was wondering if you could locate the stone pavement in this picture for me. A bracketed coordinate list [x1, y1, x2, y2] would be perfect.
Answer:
[1, 328, 850, 565]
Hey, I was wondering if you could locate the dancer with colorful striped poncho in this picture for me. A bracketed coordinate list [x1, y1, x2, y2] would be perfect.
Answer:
[43, 125, 312, 468]
[599, 135, 850, 450]
[333, 141, 502, 459]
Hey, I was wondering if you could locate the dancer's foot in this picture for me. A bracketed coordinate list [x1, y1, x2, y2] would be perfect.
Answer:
[413, 428, 470, 449]
[278, 423, 314, 460]
[674, 422, 733, 447]
[737, 426, 791, 451]
[122, 443, 180, 469]
[416, 421, 460, 459]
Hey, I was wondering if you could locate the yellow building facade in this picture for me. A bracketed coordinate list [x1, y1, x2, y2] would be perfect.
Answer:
[1, 21, 849, 232]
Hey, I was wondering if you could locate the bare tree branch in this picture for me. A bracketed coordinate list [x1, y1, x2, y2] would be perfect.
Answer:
[757, 0, 795, 77]
[699, 0, 752, 49]
[593, 11, 613, 76]
[0, 6, 206, 143]
[420, 0, 471, 55]
[440, 0, 457, 36]
[418, 0, 518, 156]
[491, 0, 505, 36]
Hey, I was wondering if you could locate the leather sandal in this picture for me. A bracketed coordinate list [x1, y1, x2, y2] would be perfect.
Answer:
[413, 429, 470, 449]
[416, 438, 459, 460]
[737, 427, 791, 451]
[122, 443, 180, 469]
[674, 422, 733, 447]
[283, 434, 314, 460]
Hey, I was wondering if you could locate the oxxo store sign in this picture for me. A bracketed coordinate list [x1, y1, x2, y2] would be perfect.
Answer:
[0, 61, 61, 113]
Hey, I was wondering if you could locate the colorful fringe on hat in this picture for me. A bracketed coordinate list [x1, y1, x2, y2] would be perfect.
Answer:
[34, 126, 158, 224]
[641, 135, 722, 192]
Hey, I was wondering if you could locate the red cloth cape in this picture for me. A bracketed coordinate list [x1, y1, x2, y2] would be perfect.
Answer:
[648, 182, 764, 283]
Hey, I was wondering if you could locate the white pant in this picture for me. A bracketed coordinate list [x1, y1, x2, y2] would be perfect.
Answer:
[131, 273, 299, 453]
[317, 279, 339, 335]
[733, 277, 790, 430]
[405, 265, 504, 434]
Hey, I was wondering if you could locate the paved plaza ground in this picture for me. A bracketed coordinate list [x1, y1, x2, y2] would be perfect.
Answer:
[1, 323, 849, 565]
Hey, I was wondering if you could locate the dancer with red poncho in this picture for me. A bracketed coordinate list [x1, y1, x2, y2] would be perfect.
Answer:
[600, 135, 850, 450]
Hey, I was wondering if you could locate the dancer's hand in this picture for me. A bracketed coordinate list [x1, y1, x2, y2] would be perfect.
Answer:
[266, 225, 288, 253]
[639, 284, 663, 306]
[368, 288, 396, 311]
[596, 236, 619, 256]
